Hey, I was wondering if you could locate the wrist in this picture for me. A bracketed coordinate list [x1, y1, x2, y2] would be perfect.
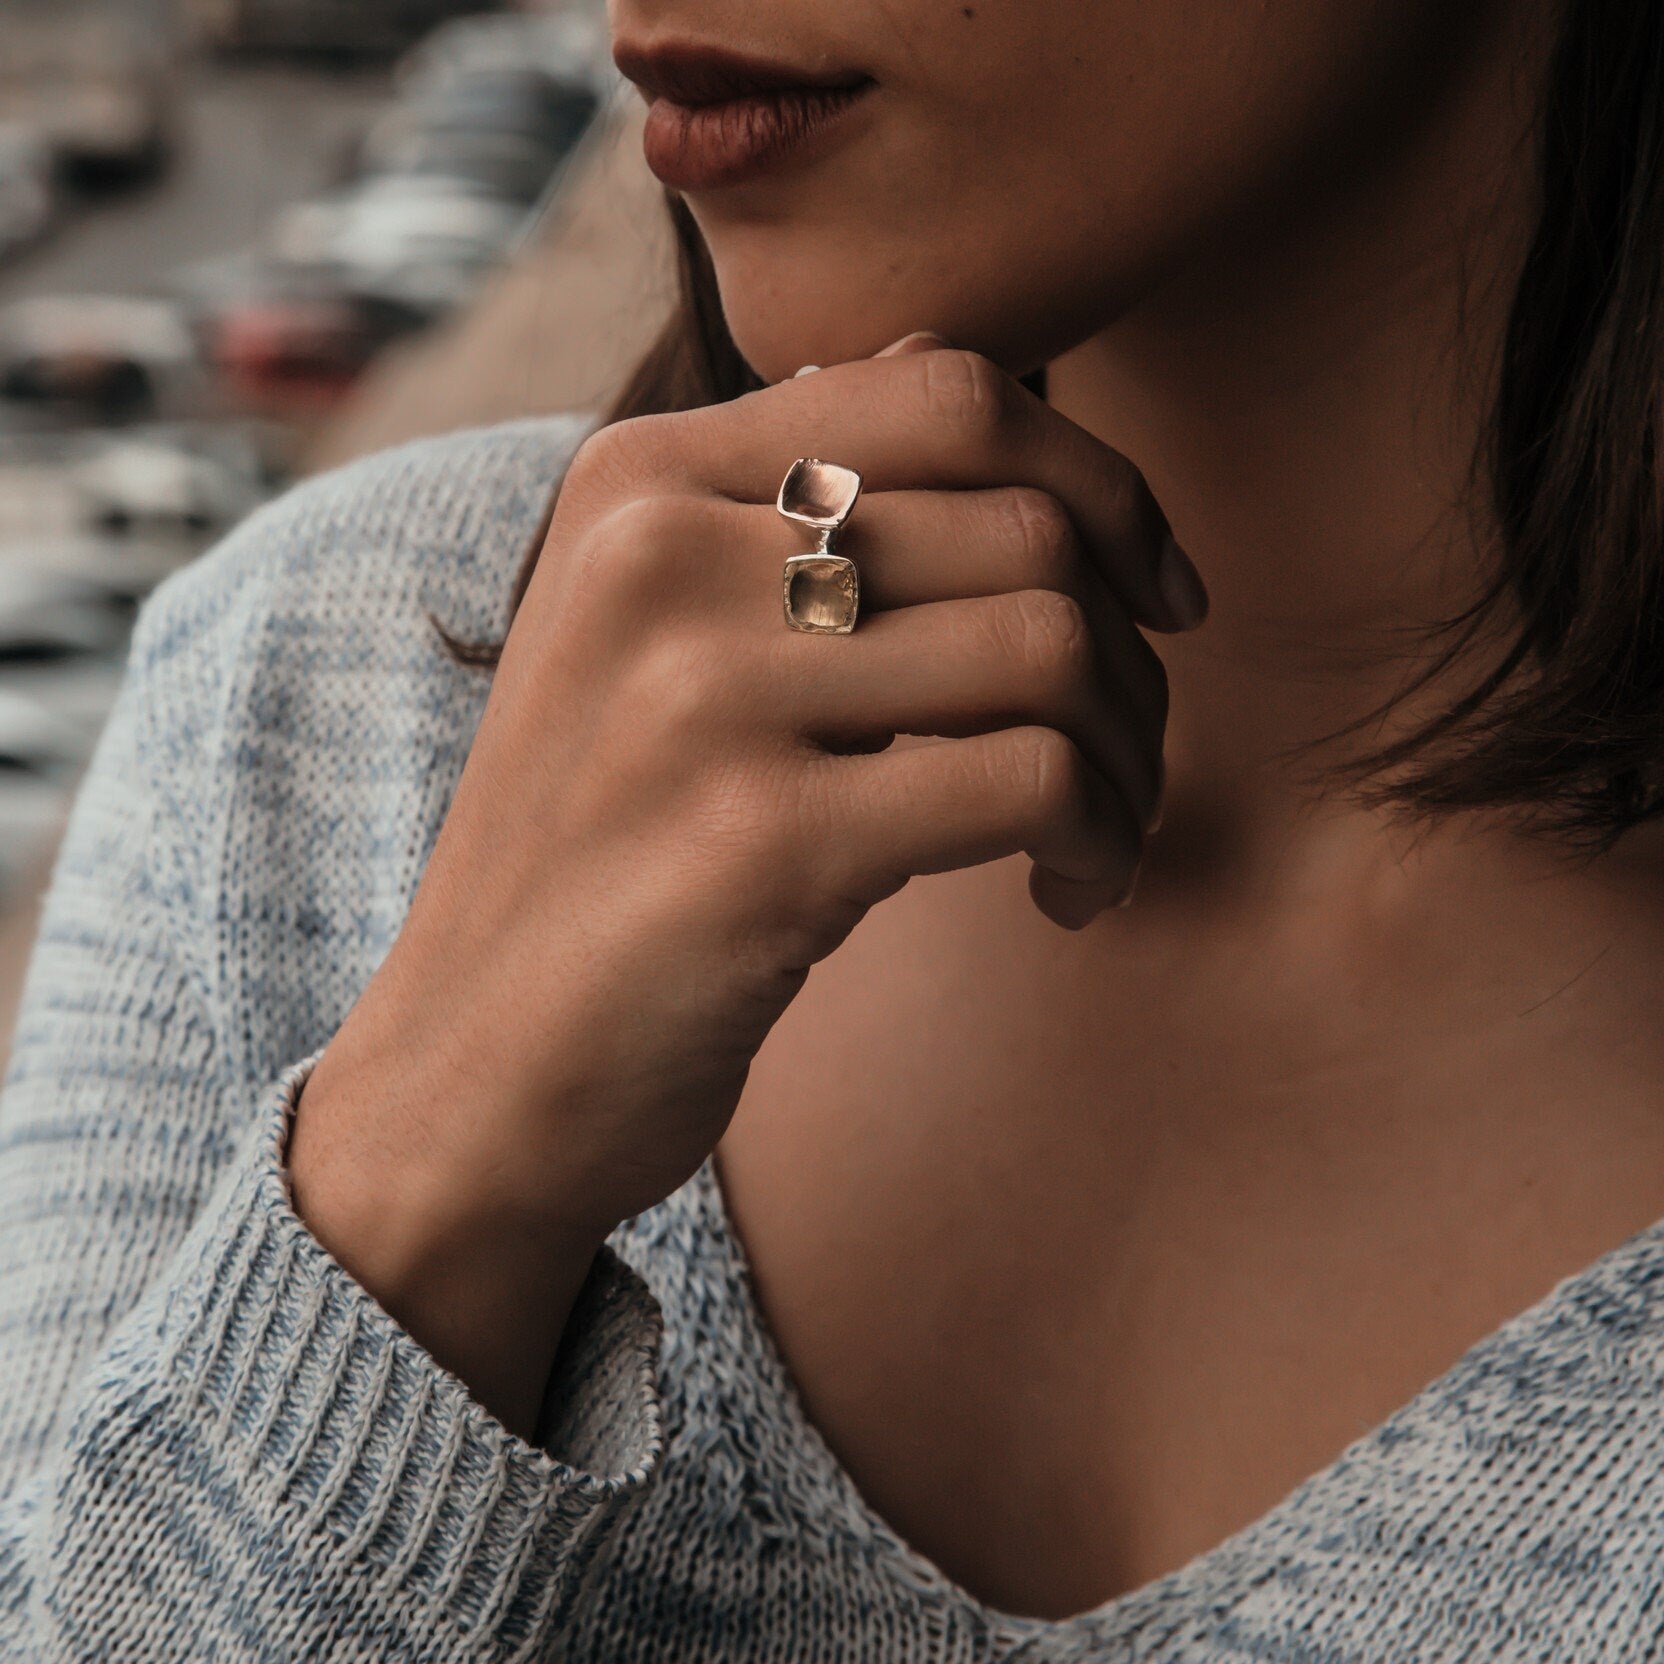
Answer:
[287, 1026, 618, 1439]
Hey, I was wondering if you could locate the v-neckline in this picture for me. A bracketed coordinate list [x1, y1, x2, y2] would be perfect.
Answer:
[678, 1148, 1664, 1655]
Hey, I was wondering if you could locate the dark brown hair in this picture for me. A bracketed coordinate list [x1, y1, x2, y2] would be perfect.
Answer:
[436, 6, 1664, 854]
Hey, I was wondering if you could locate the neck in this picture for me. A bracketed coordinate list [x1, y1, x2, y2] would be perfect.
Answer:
[1043, 14, 1549, 898]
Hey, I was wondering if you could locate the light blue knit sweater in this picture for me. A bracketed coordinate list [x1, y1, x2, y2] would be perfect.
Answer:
[3, 415, 1664, 1661]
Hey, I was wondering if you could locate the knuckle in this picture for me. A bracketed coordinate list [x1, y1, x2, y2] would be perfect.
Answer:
[723, 784, 860, 966]
[1004, 588, 1094, 689]
[564, 411, 689, 501]
[793, 770, 882, 901]
[587, 492, 731, 612]
[1002, 488, 1076, 587]
[562, 419, 636, 498]
[921, 348, 1013, 442]
[631, 627, 736, 733]
[577, 494, 688, 608]
[1012, 726, 1088, 820]
[700, 762, 801, 875]
[594, 491, 687, 555]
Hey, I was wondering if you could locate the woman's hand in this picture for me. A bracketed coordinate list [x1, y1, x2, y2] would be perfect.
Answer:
[288, 334, 1207, 1435]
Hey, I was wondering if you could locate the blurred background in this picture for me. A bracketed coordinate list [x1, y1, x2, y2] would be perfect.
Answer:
[0, 0, 676, 1056]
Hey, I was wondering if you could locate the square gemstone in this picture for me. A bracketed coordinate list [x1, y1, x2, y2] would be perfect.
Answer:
[778, 458, 863, 532]
[785, 555, 859, 632]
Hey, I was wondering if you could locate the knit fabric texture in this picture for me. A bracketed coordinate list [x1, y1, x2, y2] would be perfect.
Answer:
[4, 415, 1664, 1662]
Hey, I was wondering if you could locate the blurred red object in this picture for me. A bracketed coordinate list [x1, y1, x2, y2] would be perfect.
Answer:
[206, 294, 411, 418]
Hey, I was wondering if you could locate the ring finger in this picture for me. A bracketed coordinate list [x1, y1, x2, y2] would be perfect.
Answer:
[772, 591, 1163, 832]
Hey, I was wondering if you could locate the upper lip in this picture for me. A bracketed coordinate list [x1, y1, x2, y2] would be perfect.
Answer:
[612, 38, 872, 106]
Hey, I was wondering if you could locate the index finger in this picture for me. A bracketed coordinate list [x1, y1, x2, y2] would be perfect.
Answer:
[630, 346, 1206, 634]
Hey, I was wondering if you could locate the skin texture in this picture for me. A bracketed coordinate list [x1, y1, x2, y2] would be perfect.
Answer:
[292, 0, 1664, 1626]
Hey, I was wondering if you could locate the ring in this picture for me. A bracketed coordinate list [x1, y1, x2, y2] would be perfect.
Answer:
[778, 457, 863, 634]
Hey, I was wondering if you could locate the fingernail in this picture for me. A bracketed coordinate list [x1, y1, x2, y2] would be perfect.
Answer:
[1114, 866, 1141, 908]
[1147, 767, 1165, 834]
[1156, 535, 1209, 630]
[793, 364, 821, 377]
[876, 330, 953, 357]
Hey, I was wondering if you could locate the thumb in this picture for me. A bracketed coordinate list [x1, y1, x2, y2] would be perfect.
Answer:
[874, 329, 954, 358]
[791, 330, 952, 379]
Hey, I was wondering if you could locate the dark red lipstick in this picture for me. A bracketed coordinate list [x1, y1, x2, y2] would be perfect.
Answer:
[614, 39, 876, 191]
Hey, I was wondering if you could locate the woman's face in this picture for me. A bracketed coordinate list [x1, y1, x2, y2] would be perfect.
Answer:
[608, 0, 1530, 386]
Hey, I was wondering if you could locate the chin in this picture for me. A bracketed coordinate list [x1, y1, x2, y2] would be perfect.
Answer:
[726, 298, 1044, 389]
[710, 235, 1098, 389]
[705, 231, 976, 382]
[724, 296, 940, 387]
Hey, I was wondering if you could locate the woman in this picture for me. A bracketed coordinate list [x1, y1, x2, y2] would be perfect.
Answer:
[4, 0, 1664, 1656]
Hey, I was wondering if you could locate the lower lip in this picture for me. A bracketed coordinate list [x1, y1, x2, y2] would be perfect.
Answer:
[642, 83, 874, 191]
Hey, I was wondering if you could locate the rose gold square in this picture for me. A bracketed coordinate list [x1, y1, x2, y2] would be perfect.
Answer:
[778, 459, 863, 533]
[784, 554, 859, 633]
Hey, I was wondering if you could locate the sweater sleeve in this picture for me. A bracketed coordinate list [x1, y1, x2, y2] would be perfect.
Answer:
[0, 538, 665, 1660]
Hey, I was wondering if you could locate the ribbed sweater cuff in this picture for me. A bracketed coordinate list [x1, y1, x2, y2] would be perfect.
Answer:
[150, 1051, 665, 1651]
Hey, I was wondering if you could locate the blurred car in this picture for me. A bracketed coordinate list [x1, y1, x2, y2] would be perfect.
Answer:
[206, 284, 425, 416]
[0, 654, 125, 744]
[5, 533, 184, 605]
[270, 174, 530, 317]
[0, 296, 207, 422]
[71, 433, 266, 538]
[192, 0, 500, 59]
[356, 122, 566, 208]
[0, 126, 58, 265]
[0, 3, 175, 183]
[358, 67, 600, 207]
[395, 12, 613, 97]
[0, 685, 98, 775]
[0, 567, 128, 661]
[0, 431, 268, 597]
